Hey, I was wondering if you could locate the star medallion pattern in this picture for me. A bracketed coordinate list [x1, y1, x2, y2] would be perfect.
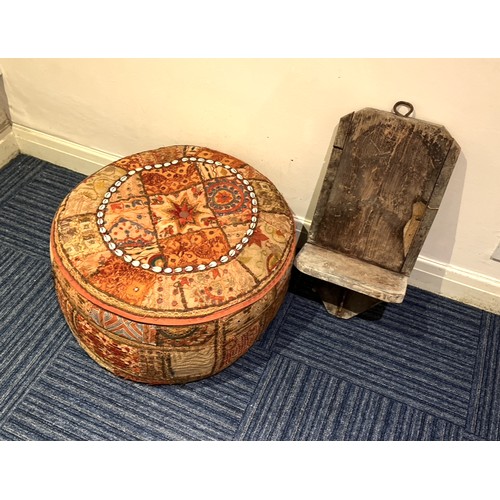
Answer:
[97, 156, 259, 274]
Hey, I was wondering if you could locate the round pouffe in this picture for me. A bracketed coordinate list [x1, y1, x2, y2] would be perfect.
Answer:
[50, 145, 296, 384]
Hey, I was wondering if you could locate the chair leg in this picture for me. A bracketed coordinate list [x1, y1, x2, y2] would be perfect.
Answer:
[315, 283, 381, 319]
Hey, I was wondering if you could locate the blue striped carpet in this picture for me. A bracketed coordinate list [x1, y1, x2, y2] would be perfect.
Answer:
[1, 154, 499, 441]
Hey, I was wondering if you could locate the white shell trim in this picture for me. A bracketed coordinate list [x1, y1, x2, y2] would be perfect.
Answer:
[97, 155, 260, 273]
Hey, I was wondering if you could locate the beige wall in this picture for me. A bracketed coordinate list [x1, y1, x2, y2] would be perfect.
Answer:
[0, 74, 10, 133]
[0, 109, 8, 133]
[1, 58, 499, 289]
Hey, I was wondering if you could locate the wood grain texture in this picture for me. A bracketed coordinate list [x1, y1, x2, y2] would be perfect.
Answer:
[315, 282, 381, 319]
[296, 106, 460, 317]
[295, 242, 407, 303]
[308, 112, 354, 243]
[313, 108, 459, 274]
[400, 140, 461, 275]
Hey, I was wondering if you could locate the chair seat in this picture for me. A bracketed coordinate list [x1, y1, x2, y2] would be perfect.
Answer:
[295, 242, 408, 303]
[294, 105, 460, 318]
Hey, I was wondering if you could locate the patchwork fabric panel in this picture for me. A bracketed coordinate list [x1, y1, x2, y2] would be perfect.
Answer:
[52, 145, 295, 323]
[54, 268, 289, 384]
[51, 145, 295, 384]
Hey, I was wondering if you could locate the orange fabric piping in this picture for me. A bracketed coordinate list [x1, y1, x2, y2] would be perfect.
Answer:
[50, 222, 296, 326]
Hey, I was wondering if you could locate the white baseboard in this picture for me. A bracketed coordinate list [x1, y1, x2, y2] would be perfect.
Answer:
[11, 124, 500, 314]
[0, 128, 20, 167]
[409, 256, 500, 314]
[294, 216, 500, 314]
[12, 124, 120, 176]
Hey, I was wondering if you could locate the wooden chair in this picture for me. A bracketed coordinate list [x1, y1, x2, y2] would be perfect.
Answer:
[295, 102, 461, 318]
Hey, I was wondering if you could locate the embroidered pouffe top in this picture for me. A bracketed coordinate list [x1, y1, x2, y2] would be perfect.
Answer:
[50, 145, 295, 384]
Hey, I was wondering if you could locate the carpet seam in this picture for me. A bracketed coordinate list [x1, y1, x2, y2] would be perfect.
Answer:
[0, 336, 71, 432]
[265, 351, 469, 433]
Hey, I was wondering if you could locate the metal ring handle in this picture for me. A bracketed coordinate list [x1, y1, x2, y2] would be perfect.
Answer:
[393, 101, 414, 117]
